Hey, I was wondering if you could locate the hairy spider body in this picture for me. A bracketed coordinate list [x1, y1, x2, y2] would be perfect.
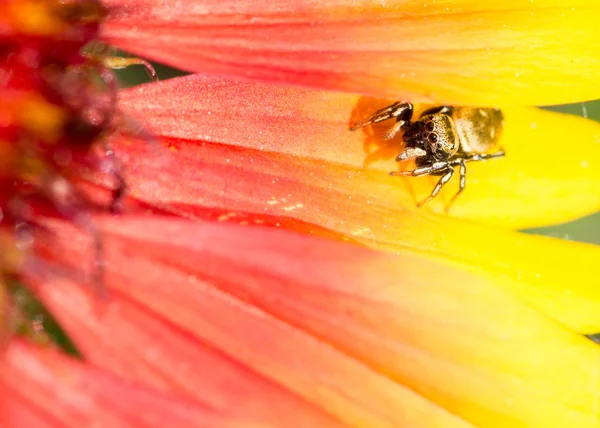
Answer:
[351, 102, 505, 211]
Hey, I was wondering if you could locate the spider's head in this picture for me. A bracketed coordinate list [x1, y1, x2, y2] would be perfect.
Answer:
[420, 114, 459, 161]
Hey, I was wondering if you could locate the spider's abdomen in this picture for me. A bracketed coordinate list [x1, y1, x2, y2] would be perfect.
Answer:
[452, 108, 504, 154]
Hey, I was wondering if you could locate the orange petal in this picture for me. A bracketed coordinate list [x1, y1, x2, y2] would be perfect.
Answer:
[31, 216, 600, 427]
[102, 0, 600, 105]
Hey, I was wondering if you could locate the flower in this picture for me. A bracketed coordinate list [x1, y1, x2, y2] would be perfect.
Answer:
[2, 1, 600, 428]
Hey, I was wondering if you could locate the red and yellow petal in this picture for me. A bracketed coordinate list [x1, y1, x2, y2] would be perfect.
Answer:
[30, 217, 476, 428]
[29, 216, 600, 427]
[101, 0, 600, 106]
[104, 76, 600, 333]
[117, 75, 600, 230]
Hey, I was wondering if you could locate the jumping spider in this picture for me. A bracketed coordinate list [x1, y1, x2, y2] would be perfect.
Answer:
[351, 102, 505, 211]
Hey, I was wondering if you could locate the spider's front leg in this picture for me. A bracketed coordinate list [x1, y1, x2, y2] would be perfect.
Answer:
[350, 102, 414, 140]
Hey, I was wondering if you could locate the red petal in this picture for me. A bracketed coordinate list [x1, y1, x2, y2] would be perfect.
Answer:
[28, 215, 600, 427]
[16, 284, 351, 427]
[100, 0, 600, 105]
[0, 339, 257, 428]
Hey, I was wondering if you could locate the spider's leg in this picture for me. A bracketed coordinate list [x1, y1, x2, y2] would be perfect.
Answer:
[417, 167, 454, 208]
[390, 161, 448, 177]
[463, 150, 505, 163]
[445, 159, 466, 213]
[396, 147, 427, 162]
[382, 120, 405, 140]
[350, 102, 413, 131]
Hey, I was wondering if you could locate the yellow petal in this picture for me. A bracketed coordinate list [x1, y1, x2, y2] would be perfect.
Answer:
[102, 0, 600, 105]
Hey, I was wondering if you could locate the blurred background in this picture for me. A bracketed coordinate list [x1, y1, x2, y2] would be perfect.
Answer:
[115, 60, 600, 247]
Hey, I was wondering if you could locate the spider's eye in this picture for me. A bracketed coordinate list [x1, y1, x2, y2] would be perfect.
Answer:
[425, 122, 435, 132]
[427, 133, 438, 143]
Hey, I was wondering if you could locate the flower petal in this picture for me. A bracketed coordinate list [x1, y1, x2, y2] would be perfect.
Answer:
[95, 77, 600, 333]
[31, 218, 475, 428]
[0, 339, 256, 428]
[33, 216, 600, 427]
[101, 0, 600, 105]
[117, 75, 600, 229]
